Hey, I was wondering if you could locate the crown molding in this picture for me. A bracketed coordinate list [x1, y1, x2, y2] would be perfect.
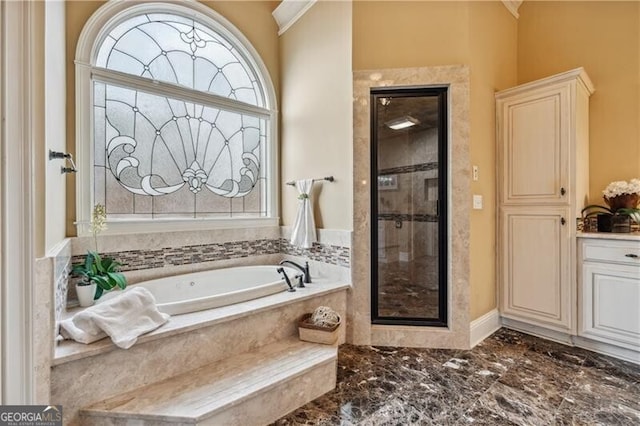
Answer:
[272, 0, 317, 36]
[501, 0, 523, 19]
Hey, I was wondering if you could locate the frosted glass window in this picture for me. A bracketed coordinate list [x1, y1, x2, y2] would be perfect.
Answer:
[87, 9, 272, 221]
[95, 13, 263, 107]
[94, 82, 266, 217]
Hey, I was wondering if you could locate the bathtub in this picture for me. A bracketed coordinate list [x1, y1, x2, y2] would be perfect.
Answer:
[137, 265, 300, 315]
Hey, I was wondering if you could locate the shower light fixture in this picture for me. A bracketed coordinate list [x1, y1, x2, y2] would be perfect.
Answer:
[385, 115, 420, 130]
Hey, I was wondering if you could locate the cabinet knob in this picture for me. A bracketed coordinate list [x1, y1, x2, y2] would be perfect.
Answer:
[560, 187, 566, 196]
[560, 217, 566, 226]
[625, 253, 639, 259]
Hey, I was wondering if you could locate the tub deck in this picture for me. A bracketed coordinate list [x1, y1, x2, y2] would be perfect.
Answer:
[54, 278, 350, 365]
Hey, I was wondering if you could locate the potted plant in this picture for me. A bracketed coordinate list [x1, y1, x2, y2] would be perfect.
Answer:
[298, 306, 341, 345]
[71, 204, 127, 307]
[582, 179, 640, 233]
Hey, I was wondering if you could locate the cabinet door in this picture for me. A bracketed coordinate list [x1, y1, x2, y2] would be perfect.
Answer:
[499, 84, 570, 204]
[580, 263, 640, 349]
[499, 207, 572, 331]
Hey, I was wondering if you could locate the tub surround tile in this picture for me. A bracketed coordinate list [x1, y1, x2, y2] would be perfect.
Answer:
[274, 329, 640, 425]
[70, 236, 351, 274]
[67, 230, 351, 306]
[47, 238, 71, 340]
[34, 257, 54, 404]
[52, 288, 348, 425]
[80, 339, 337, 425]
[280, 239, 350, 268]
[71, 226, 281, 255]
[281, 256, 351, 283]
[55, 279, 350, 365]
[71, 239, 281, 274]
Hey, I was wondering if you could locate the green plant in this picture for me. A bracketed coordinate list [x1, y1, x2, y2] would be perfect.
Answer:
[582, 204, 640, 224]
[72, 251, 127, 299]
[72, 204, 127, 300]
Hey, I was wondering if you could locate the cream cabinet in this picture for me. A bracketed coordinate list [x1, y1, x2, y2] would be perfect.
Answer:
[579, 237, 640, 354]
[500, 207, 572, 330]
[497, 68, 594, 334]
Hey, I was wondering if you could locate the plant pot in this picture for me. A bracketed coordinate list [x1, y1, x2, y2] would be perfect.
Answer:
[605, 194, 640, 211]
[298, 313, 341, 345]
[597, 214, 612, 232]
[612, 215, 632, 233]
[76, 282, 97, 307]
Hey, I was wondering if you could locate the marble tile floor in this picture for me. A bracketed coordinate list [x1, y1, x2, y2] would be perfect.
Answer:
[274, 329, 640, 425]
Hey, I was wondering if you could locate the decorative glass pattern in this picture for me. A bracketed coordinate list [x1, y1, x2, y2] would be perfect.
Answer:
[94, 82, 266, 217]
[90, 11, 271, 219]
[96, 13, 264, 107]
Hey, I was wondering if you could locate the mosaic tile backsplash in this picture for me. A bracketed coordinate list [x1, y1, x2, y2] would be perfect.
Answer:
[70, 238, 349, 275]
[279, 239, 350, 268]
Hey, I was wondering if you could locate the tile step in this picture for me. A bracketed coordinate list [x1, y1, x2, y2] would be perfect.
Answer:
[80, 339, 337, 425]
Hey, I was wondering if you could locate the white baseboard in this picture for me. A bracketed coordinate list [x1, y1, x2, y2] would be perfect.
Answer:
[501, 317, 640, 365]
[470, 309, 502, 348]
[573, 336, 640, 365]
[501, 317, 574, 345]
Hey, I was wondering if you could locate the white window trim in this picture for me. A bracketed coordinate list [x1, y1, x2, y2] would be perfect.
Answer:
[75, 0, 279, 236]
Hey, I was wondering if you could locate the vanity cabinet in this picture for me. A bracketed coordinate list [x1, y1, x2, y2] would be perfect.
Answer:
[496, 68, 594, 334]
[579, 237, 640, 352]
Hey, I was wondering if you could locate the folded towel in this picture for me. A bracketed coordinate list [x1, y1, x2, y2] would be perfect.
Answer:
[60, 286, 170, 349]
[290, 179, 317, 249]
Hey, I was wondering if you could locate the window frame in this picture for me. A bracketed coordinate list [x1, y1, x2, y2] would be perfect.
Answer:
[75, 1, 278, 236]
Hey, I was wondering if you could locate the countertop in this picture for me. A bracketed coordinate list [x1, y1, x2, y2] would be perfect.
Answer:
[577, 232, 640, 241]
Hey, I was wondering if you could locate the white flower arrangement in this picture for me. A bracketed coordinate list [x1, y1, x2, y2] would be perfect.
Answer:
[89, 203, 107, 251]
[602, 179, 640, 199]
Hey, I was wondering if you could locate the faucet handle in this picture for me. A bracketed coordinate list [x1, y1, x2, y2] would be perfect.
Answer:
[303, 261, 311, 284]
[295, 274, 305, 288]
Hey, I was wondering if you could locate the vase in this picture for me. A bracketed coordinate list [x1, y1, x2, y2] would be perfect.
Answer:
[604, 194, 640, 211]
[76, 282, 97, 307]
[596, 214, 612, 232]
[612, 215, 632, 233]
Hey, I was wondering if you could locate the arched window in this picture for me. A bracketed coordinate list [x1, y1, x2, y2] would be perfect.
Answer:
[75, 2, 277, 235]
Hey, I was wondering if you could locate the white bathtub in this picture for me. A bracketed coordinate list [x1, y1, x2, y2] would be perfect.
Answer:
[137, 265, 300, 315]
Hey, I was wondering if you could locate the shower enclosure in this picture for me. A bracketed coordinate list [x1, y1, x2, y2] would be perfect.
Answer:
[370, 86, 448, 326]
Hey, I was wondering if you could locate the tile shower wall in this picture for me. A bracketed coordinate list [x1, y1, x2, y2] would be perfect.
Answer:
[352, 65, 471, 348]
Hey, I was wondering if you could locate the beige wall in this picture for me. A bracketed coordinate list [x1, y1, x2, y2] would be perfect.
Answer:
[354, 1, 517, 321]
[279, 1, 353, 229]
[518, 1, 640, 204]
[64, 0, 280, 236]
[468, 2, 517, 320]
[353, 1, 470, 70]
[45, 0, 67, 252]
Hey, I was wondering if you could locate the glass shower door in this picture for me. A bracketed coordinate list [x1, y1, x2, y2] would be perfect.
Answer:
[371, 87, 448, 326]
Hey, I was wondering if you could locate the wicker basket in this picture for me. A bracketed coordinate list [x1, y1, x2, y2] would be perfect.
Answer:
[298, 313, 341, 345]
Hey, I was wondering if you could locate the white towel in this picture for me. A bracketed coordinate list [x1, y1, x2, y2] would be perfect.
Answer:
[290, 179, 317, 249]
[60, 287, 170, 349]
